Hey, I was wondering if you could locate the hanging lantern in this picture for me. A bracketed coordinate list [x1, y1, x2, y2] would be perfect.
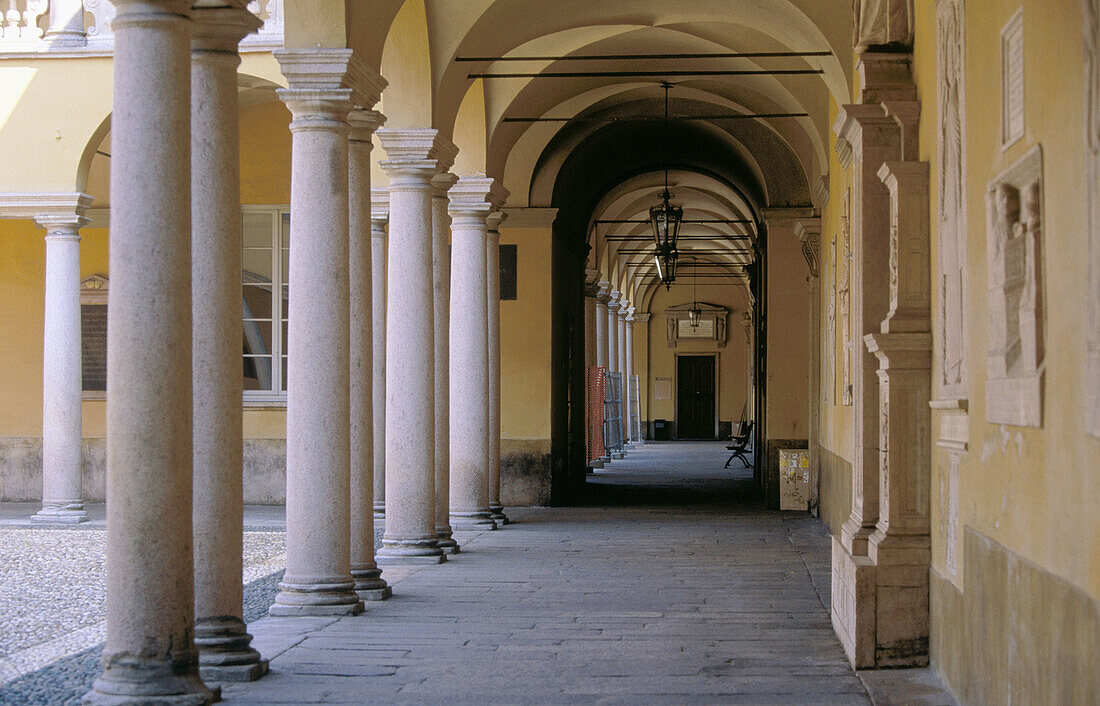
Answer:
[649, 190, 683, 253]
[688, 256, 702, 327]
[653, 248, 677, 289]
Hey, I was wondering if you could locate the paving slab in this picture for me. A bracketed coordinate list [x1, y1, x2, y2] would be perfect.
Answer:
[222, 442, 955, 705]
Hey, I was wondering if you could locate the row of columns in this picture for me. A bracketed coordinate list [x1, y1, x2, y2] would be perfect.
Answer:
[26, 3, 514, 702]
[586, 278, 641, 462]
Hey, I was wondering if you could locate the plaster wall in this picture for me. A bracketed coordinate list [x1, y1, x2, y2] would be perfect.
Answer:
[814, 0, 1100, 699]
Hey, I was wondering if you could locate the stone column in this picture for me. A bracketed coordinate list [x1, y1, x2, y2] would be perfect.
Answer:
[190, 5, 265, 682]
[375, 128, 457, 565]
[268, 49, 362, 616]
[486, 210, 508, 526]
[595, 282, 611, 368]
[44, 0, 86, 45]
[34, 198, 91, 525]
[85, 1, 214, 702]
[632, 312, 651, 443]
[370, 189, 388, 520]
[583, 269, 600, 369]
[624, 307, 636, 444]
[348, 107, 392, 600]
[431, 171, 459, 552]
[446, 176, 504, 531]
[607, 292, 620, 375]
[607, 292, 623, 459]
[617, 302, 630, 447]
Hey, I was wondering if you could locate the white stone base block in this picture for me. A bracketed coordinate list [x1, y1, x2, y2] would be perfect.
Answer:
[830, 536, 930, 669]
[195, 617, 267, 683]
[449, 512, 497, 531]
[269, 580, 363, 617]
[32, 502, 87, 523]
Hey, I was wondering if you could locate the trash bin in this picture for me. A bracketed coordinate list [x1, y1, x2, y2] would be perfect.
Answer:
[653, 419, 671, 441]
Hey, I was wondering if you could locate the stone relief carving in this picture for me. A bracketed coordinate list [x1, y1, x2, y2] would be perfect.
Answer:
[801, 232, 820, 277]
[839, 189, 853, 406]
[826, 237, 837, 404]
[1085, 0, 1100, 437]
[985, 146, 1043, 427]
[938, 0, 968, 397]
[854, 0, 914, 52]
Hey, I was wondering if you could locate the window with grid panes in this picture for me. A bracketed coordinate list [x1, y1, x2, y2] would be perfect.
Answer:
[242, 207, 290, 399]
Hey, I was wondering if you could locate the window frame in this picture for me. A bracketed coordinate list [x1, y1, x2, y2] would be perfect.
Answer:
[241, 204, 290, 407]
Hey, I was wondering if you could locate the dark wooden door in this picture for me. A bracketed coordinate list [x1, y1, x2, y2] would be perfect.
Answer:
[677, 355, 716, 439]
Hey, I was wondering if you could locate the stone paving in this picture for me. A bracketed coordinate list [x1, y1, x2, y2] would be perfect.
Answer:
[221, 442, 955, 705]
[0, 442, 955, 704]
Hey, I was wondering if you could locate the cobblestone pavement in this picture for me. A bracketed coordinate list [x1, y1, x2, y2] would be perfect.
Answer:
[220, 442, 954, 705]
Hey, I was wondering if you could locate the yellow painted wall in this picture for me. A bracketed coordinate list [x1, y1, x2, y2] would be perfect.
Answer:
[644, 284, 750, 432]
[498, 225, 552, 441]
[932, 0, 1100, 601]
[766, 226, 812, 440]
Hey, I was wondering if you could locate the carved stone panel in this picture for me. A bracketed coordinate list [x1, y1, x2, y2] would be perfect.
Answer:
[937, 0, 968, 399]
[1085, 0, 1100, 437]
[985, 145, 1043, 427]
[827, 236, 837, 404]
[839, 189, 853, 406]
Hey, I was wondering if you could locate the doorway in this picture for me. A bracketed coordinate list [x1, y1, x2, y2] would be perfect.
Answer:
[677, 355, 717, 439]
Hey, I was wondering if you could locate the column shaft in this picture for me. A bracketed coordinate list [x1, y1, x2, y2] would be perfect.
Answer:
[87, 1, 213, 702]
[36, 212, 88, 524]
[486, 213, 507, 525]
[432, 172, 459, 551]
[617, 308, 629, 445]
[624, 315, 635, 443]
[191, 6, 265, 681]
[376, 128, 456, 564]
[446, 176, 501, 531]
[349, 109, 391, 600]
[270, 49, 362, 615]
[371, 190, 388, 519]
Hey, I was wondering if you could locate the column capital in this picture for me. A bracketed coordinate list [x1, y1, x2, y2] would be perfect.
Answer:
[487, 209, 508, 233]
[370, 187, 389, 231]
[447, 175, 507, 220]
[431, 171, 459, 199]
[190, 5, 262, 53]
[378, 128, 459, 180]
[0, 192, 92, 226]
[585, 268, 601, 286]
[633, 312, 652, 324]
[275, 49, 357, 124]
[596, 281, 612, 303]
[793, 219, 822, 278]
[348, 109, 385, 144]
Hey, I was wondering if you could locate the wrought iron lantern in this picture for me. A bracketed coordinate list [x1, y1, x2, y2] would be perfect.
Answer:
[653, 248, 677, 289]
[688, 258, 702, 328]
[649, 82, 683, 263]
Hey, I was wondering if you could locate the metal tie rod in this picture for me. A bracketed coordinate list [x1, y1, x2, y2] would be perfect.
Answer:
[502, 113, 808, 123]
[469, 69, 824, 79]
[457, 51, 832, 62]
[597, 218, 754, 224]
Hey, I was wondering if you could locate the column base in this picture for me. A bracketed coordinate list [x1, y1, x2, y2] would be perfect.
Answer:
[449, 511, 497, 531]
[830, 535, 930, 670]
[83, 654, 218, 705]
[611, 451, 625, 460]
[373, 502, 385, 521]
[376, 536, 446, 565]
[268, 578, 363, 617]
[589, 459, 603, 469]
[33, 501, 88, 524]
[351, 566, 392, 601]
[489, 505, 509, 527]
[436, 526, 460, 554]
[195, 617, 267, 683]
